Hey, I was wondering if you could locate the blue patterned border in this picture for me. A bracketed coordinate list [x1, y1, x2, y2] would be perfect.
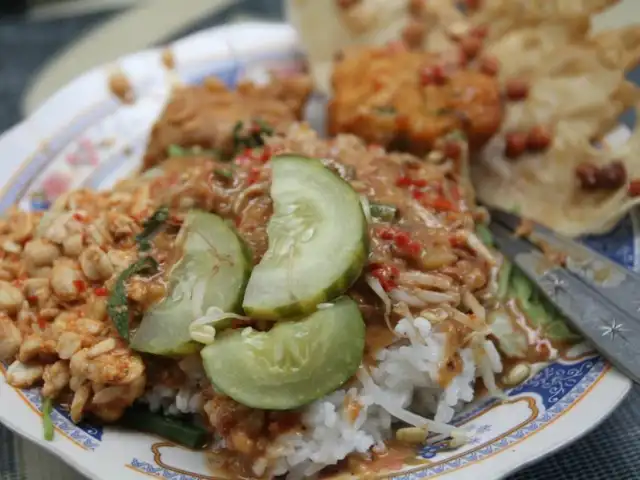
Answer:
[582, 214, 636, 268]
[125, 357, 606, 480]
[129, 458, 206, 480]
[21, 387, 101, 450]
[393, 357, 607, 479]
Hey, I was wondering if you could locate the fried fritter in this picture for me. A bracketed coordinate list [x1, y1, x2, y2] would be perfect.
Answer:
[143, 75, 312, 169]
[328, 45, 503, 155]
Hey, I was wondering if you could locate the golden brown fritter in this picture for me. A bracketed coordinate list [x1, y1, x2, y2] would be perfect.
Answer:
[143, 75, 313, 170]
[328, 45, 503, 155]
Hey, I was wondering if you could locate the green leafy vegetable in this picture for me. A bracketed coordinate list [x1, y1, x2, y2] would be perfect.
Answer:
[435, 107, 454, 116]
[449, 130, 467, 141]
[545, 318, 581, 342]
[369, 202, 398, 223]
[232, 119, 274, 152]
[374, 106, 397, 115]
[107, 256, 159, 341]
[42, 397, 54, 441]
[213, 168, 233, 180]
[480, 223, 580, 343]
[120, 407, 210, 449]
[497, 259, 512, 300]
[136, 206, 169, 252]
[167, 144, 220, 158]
[475, 223, 494, 247]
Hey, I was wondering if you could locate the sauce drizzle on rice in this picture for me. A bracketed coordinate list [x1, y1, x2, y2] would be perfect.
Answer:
[1, 2, 612, 470]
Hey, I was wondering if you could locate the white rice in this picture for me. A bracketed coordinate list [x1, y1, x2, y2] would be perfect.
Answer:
[141, 318, 502, 479]
[264, 315, 501, 479]
[141, 354, 207, 415]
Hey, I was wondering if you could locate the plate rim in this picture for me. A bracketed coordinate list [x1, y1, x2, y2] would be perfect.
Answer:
[0, 21, 633, 480]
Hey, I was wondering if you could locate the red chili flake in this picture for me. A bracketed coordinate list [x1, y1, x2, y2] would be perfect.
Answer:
[505, 78, 529, 101]
[94, 286, 108, 297]
[412, 190, 425, 200]
[370, 264, 398, 292]
[379, 278, 396, 292]
[37, 316, 47, 330]
[412, 178, 428, 188]
[431, 197, 456, 212]
[396, 176, 413, 187]
[169, 214, 184, 226]
[505, 132, 528, 159]
[249, 122, 263, 134]
[629, 180, 640, 197]
[479, 56, 499, 76]
[406, 241, 422, 256]
[432, 65, 448, 85]
[419, 67, 434, 86]
[72, 212, 85, 222]
[246, 167, 261, 186]
[377, 227, 396, 240]
[26, 295, 38, 303]
[73, 280, 86, 293]
[259, 146, 272, 163]
[449, 235, 466, 248]
[526, 125, 552, 151]
[394, 231, 411, 248]
[442, 141, 462, 160]
[388, 265, 400, 278]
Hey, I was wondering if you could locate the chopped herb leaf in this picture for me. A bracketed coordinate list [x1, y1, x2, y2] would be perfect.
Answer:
[167, 144, 189, 157]
[374, 106, 397, 115]
[232, 119, 274, 152]
[370, 202, 398, 222]
[449, 130, 467, 141]
[120, 407, 210, 449]
[435, 107, 454, 116]
[475, 223, 494, 247]
[214, 168, 233, 180]
[42, 397, 54, 441]
[107, 257, 159, 341]
[136, 206, 169, 252]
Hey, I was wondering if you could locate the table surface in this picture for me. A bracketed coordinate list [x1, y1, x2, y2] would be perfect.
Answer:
[1, 1, 640, 479]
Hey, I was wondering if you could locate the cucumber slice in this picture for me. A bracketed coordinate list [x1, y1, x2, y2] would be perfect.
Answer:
[242, 155, 368, 319]
[130, 211, 251, 355]
[201, 297, 365, 410]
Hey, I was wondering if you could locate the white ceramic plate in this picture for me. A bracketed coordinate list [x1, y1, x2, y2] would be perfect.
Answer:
[0, 22, 633, 480]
